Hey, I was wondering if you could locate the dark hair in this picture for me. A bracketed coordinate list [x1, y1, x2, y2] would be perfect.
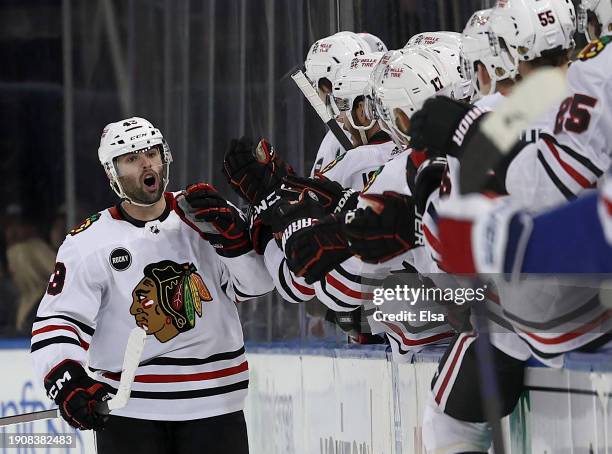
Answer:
[524, 46, 571, 69]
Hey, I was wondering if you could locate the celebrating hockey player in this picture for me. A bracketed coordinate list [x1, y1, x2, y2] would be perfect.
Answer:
[405, 0, 612, 451]
[32, 117, 274, 454]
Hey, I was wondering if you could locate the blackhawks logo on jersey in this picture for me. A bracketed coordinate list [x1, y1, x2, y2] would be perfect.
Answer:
[577, 35, 611, 61]
[69, 213, 101, 236]
[130, 260, 212, 343]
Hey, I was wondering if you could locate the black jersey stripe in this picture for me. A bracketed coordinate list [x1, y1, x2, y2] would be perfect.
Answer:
[31, 336, 82, 353]
[89, 347, 247, 371]
[537, 150, 576, 200]
[278, 259, 304, 303]
[232, 284, 269, 299]
[333, 264, 384, 287]
[34, 315, 95, 336]
[105, 379, 249, 400]
[540, 133, 604, 177]
[319, 277, 362, 309]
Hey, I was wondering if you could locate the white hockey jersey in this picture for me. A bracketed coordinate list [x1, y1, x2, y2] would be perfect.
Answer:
[352, 150, 455, 360]
[505, 37, 611, 210]
[309, 129, 350, 177]
[319, 138, 402, 189]
[262, 137, 401, 309]
[483, 37, 612, 358]
[32, 192, 274, 421]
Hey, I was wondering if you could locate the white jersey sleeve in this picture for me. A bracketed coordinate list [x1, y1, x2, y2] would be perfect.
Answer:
[320, 140, 401, 190]
[217, 252, 275, 303]
[31, 236, 101, 386]
[505, 38, 612, 209]
[310, 129, 348, 176]
[263, 241, 315, 304]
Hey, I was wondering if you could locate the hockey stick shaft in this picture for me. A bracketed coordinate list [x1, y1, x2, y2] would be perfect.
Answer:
[291, 69, 354, 152]
[0, 327, 147, 427]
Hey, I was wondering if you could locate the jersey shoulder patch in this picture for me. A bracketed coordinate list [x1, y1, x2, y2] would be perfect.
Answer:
[320, 151, 347, 174]
[69, 213, 101, 236]
[577, 35, 612, 61]
[362, 166, 384, 193]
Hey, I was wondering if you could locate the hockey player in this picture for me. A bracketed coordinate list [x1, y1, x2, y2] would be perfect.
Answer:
[460, 9, 517, 105]
[405, 31, 474, 103]
[435, 172, 612, 275]
[303, 31, 372, 175]
[277, 47, 465, 358]
[32, 117, 274, 454]
[407, 0, 612, 450]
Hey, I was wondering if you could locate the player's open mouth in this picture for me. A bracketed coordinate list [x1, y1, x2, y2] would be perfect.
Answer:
[142, 172, 159, 191]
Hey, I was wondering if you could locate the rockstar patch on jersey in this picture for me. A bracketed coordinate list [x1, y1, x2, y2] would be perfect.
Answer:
[130, 260, 213, 343]
[577, 36, 611, 61]
[69, 213, 101, 236]
[320, 152, 347, 174]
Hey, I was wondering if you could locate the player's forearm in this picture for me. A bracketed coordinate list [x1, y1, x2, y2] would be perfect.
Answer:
[218, 251, 275, 301]
[263, 241, 315, 303]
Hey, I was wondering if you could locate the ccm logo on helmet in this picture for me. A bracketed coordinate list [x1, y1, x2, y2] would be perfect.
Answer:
[130, 133, 147, 141]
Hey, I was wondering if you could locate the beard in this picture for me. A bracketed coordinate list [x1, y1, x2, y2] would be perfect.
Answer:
[119, 166, 165, 205]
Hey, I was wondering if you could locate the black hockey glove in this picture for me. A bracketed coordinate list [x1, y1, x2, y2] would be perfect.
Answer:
[280, 174, 358, 214]
[44, 360, 112, 431]
[247, 190, 283, 254]
[283, 212, 353, 284]
[411, 157, 448, 216]
[274, 189, 327, 235]
[344, 191, 417, 264]
[409, 97, 489, 159]
[223, 137, 294, 204]
[178, 183, 252, 258]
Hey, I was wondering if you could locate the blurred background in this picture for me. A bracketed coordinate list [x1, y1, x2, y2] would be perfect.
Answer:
[0, 0, 494, 341]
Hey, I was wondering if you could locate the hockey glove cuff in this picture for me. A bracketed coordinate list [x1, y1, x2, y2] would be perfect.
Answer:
[44, 360, 112, 431]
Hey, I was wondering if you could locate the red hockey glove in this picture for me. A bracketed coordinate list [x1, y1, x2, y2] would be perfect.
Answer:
[44, 360, 112, 431]
[344, 191, 417, 264]
[223, 137, 294, 204]
[178, 183, 252, 258]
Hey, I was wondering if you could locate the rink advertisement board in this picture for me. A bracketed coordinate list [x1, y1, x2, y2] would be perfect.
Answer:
[0, 346, 94, 454]
[0, 343, 610, 453]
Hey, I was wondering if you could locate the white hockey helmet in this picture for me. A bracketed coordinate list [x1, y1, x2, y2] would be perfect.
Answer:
[578, 0, 612, 39]
[98, 117, 173, 205]
[461, 9, 518, 96]
[405, 31, 475, 102]
[358, 32, 388, 52]
[304, 31, 369, 92]
[488, 0, 576, 64]
[330, 52, 385, 144]
[368, 48, 451, 147]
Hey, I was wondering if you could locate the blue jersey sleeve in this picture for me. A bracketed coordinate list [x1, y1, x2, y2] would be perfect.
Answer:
[520, 192, 612, 273]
